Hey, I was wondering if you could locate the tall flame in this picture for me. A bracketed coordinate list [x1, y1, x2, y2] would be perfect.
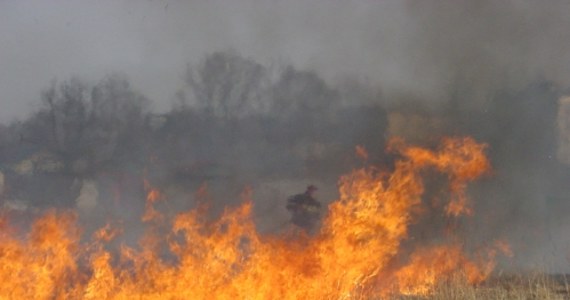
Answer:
[0, 137, 506, 299]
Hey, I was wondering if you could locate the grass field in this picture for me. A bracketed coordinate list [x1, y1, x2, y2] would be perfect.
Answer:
[394, 273, 570, 300]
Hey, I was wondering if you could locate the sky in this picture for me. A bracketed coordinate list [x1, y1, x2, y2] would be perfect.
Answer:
[2, 0, 570, 122]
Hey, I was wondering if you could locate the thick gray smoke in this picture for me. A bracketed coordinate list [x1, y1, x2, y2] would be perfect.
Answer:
[1, 0, 570, 273]
[392, 0, 570, 272]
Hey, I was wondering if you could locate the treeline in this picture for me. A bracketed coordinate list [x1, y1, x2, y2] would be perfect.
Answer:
[2, 50, 563, 227]
[0, 51, 387, 208]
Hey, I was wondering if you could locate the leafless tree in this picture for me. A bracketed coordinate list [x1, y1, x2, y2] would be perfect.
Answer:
[184, 51, 269, 119]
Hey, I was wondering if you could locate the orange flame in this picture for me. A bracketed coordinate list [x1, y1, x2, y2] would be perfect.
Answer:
[0, 137, 508, 299]
[355, 145, 369, 161]
[142, 179, 163, 222]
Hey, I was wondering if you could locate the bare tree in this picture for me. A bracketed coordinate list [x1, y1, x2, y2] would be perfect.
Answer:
[184, 51, 269, 119]
[39, 78, 90, 156]
[89, 74, 151, 166]
[23, 75, 150, 173]
[271, 66, 339, 118]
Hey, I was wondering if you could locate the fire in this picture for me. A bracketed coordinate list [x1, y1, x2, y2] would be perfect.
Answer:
[355, 145, 369, 161]
[142, 179, 164, 222]
[0, 137, 506, 299]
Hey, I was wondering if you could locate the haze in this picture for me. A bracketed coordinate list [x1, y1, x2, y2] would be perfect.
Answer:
[2, 0, 570, 273]
[3, 1, 570, 122]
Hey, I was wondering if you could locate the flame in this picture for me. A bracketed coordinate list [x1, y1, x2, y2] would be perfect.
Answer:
[142, 179, 164, 222]
[393, 245, 496, 295]
[494, 239, 514, 258]
[355, 145, 369, 161]
[0, 137, 507, 299]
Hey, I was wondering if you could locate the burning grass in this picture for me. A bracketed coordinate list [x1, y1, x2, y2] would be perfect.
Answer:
[0, 137, 514, 299]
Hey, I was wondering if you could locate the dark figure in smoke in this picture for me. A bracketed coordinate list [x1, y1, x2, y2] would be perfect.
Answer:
[286, 185, 321, 233]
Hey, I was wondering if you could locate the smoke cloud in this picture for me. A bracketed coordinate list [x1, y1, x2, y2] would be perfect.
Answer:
[0, 0, 570, 272]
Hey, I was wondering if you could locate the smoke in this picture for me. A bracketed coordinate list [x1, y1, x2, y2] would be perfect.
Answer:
[394, 1, 570, 272]
[2, 1, 570, 120]
[1, 0, 570, 272]
[398, 1, 570, 98]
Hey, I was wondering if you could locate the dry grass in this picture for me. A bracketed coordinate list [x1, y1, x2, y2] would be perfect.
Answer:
[393, 273, 570, 300]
